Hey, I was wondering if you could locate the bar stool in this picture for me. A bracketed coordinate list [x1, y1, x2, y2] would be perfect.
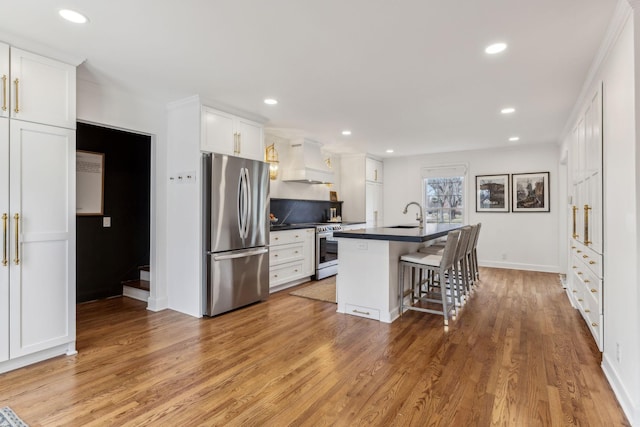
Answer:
[398, 229, 461, 326]
[420, 226, 472, 305]
[470, 223, 482, 282]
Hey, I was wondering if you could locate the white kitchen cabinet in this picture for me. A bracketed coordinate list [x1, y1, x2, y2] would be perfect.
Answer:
[0, 44, 76, 129]
[342, 154, 384, 227]
[567, 82, 603, 351]
[269, 228, 315, 292]
[365, 181, 383, 228]
[365, 157, 383, 183]
[0, 42, 76, 373]
[201, 106, 264, 161]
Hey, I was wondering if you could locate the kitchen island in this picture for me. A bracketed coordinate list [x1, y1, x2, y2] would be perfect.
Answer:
[333, 223, 461, 322]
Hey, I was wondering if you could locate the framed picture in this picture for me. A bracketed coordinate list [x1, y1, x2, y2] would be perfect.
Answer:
[76, 150, 105, 216]
[329, 191, 338, 202]
[476, 174, 509, 212]
[512, 172, 550, 212]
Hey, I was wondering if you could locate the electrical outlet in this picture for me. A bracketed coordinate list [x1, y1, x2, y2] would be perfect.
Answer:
[103, 217, 111, 228]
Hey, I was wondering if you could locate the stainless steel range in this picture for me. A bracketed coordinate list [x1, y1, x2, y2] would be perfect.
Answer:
[314, 223, 342, 280]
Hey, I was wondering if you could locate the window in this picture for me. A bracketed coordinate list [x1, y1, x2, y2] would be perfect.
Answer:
[421, 165, 466, 224]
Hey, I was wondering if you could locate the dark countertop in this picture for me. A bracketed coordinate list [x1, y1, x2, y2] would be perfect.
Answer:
[333, 223, 463, 243]
[269, 221, 366, 232]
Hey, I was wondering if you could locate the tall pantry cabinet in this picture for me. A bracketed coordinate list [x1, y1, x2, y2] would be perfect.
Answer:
[567, 83, 603, 351]
[0, 42, 77, 372]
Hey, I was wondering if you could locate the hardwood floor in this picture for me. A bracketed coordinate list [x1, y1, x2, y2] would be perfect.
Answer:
[0, 268, 629, 426]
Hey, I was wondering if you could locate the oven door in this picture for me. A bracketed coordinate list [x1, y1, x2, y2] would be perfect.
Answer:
[315, 231, 338, 279]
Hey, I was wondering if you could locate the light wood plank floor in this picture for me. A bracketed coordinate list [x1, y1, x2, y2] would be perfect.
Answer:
[0, 268, 629, 426]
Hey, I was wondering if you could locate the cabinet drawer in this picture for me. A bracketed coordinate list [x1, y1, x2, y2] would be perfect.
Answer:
[270, 262, 305, 286]
[270, 243, 304, 266]
[270, 229, 311, 246]
[571, 242, 602, 278]
[345, 303, 380, 321]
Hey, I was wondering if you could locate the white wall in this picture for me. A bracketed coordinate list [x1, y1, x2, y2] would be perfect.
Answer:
[384, 143, 561, 272]
[76, 74, 169, 312]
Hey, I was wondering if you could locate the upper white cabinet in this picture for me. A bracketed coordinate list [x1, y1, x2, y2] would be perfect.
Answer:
[341, 154, 384, 227]
[201, 106, 264, 161]
[365, 157, 383, 183]
[0, 43, 76, 129]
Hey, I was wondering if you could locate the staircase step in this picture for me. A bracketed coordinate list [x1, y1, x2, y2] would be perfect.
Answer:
[138, 265, 150, 272]
[122, 279, 150, 291]
[123, 280, 150, 302]
[138, 265, 150, 281]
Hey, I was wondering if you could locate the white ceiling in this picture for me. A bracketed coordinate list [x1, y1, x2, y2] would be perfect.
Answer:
[0, 0, 617, 157]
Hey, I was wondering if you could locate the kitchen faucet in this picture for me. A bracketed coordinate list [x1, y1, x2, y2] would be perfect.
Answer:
[403, 201, 424, 228]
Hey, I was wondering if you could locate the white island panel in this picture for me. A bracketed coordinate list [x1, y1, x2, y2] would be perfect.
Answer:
[336, 237, 418, 323]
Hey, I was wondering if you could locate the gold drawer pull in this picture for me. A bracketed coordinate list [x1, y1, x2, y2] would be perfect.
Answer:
[584, 279, 590, 283]
[589, 260, 596, 265]
[590, 288, 597, 293]
[274, 237, 279, 240]
[572, 290, 577, 293]
[274, 254, 278, 257]
[13, 78, 19, 113]
[571, 246, 576, 249]
[274, 274, 278, 278]
[572, 266, 577, 269]
[585, 309, 590, 313]
[353, 309, 370, 315]
[576, 250, 582, 253]
[577, 272, 583, 275]
[582, 255, 588, 259]
[578, 298, 583, 302]
[294, 269, 298, 272]
[591, 322, 598, 327]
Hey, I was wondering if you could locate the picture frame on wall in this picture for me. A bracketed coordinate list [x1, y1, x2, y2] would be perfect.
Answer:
[76, 150, 105, 216]
[476, 174, 509, 212]
[512, 172, 550, 212]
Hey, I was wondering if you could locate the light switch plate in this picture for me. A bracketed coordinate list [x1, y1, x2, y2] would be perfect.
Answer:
[103, 217, 111, 227]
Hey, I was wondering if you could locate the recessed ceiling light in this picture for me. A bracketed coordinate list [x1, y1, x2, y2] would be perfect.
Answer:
[59, 9, 88, 24]
[341, 130, 352, 136]
[501, 107, 516, 114]
[386, 149, 394, 153]
[509, 136, 520, 142]
[485, 42, 507, 54]
[263, 98, 278, 105]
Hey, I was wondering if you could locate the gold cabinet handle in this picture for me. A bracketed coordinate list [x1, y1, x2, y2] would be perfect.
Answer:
[1, 213, 7, 266]
[13, 213, 19, 265]
[584, 204, 592, 246]
[590, 288, 597, 293]
[578, 298, 583, 302]
[572, 206, 578, 239]
[591, 322, 598, 327]
[585, 309, 591, 313]
[572, 265, 577, 269]
[576, 250, 582, 253]
[237, 132, 241, 154]
[571, 246, 576, 249]
[375, 169, 378, 181]
[584, 279, 590, 283]
[577, 272, 583, 275]
[588, 260, 596, 265]
[13, 78, 19, 113]
[572, 290, 577, 293]
[1, 75, 6, 112]
[582, 254, 588, 259]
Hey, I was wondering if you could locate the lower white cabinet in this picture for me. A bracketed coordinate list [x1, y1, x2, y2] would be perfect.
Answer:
[0, 118, 76, 371]
[269, 228, 314, 292]
[568, 241, 603, 350]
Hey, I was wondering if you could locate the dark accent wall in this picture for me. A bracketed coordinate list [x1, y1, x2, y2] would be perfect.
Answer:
[76, 123, 151, 303]
[270, 198, 343, 224]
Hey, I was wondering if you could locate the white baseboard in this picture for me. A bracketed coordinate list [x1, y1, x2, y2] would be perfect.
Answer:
[0, 342, 76, 374]
[602, 353, 639, 425]
[146, 295, 169, 312]
[479, 260, 560, 273]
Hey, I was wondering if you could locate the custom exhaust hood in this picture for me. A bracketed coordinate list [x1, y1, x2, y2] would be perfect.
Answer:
[281, 138, 334, 184]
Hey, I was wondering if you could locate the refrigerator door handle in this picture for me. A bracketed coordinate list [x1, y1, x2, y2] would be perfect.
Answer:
[237, 167, 251, 240]
[210, 247, 268, 261]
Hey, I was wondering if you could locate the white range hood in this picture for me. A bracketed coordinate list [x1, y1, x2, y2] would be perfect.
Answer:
[281, 138, 334, 184]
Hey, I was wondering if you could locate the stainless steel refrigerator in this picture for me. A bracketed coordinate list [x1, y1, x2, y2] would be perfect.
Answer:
[202, 153, 270, 316]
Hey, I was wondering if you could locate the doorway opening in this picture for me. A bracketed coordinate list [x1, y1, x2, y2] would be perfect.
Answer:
[76, 122, 151, 303]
